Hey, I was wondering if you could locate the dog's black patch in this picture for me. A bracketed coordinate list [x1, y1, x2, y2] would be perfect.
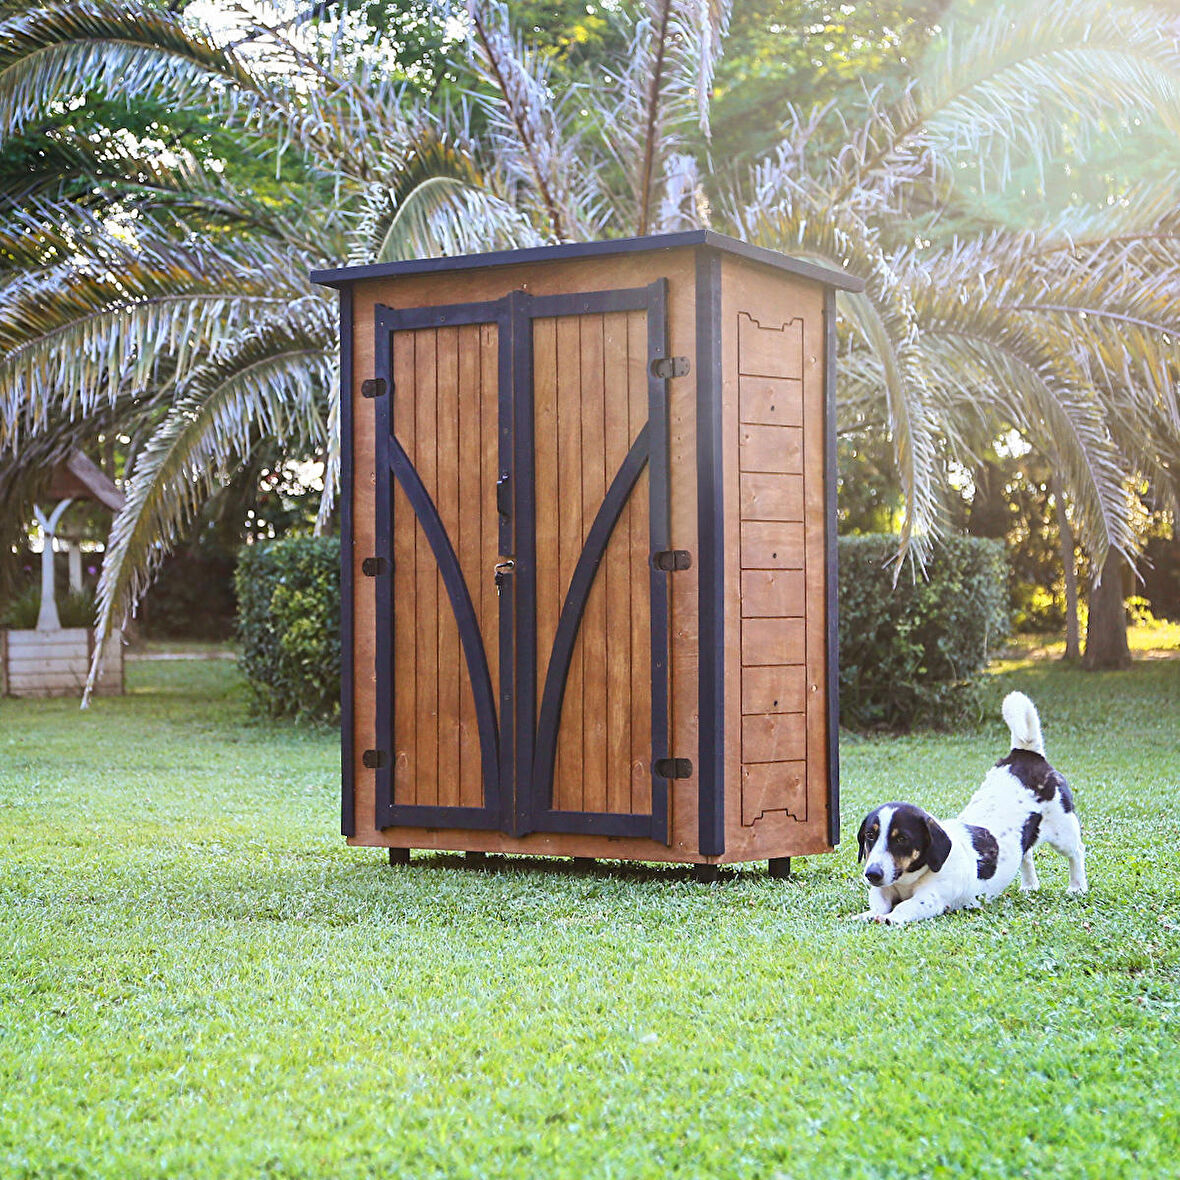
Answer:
[997, 749, 1058, 802]
[1057, 776, 1075, 813]
[966, 824, 999, 880]
[1021, 812, 1042, 854]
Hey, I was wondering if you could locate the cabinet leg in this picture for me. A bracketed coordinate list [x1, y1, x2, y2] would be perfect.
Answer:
[388, 847, 411, 866]
[768, 857, 791, 880]
[693, 863, 720, 884]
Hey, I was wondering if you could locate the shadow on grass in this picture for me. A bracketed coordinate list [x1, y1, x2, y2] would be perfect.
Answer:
[390, 850, 763, 885]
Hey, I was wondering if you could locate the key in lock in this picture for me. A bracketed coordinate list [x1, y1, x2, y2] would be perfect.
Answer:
[494, 558, 515, 596]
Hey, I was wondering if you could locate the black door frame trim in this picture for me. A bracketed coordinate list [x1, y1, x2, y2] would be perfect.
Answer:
[372, 297, 510, 832]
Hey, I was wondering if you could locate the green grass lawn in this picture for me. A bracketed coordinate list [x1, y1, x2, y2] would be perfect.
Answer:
[2, 644, 1178, 1178]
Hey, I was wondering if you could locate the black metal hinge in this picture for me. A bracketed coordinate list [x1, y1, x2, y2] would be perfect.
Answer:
[652, 549, 692, 572]
[361, 556, 388, 577]
[362, 749, 387, 769]
[651, 356, 690, 379]
[655, 757, 693, 779]
[361, 378, 387, 398]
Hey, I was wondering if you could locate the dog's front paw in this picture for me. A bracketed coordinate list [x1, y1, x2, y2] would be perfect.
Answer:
[849, 910, 885, 922]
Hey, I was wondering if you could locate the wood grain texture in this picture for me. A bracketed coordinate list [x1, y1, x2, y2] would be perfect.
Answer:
[741, 665, 807, 714]
[386, 323, 502, 813]
[435, 326, 461, 809]
[737, 312, 804, 379]
[741, 617, 805, 666]
[724, 256, 832, 860]
[552, 313, 584, 811]
[740, 521, 805, 569]
[740, 569, 806, 618]
[740, 761, 807, 825]
[603, 311, 632, 817]
[741, 712, 806, 763]
[739, 376, 803, 426]
[739, 424, 803, 474]
[534, 308, 654, 819]
[740, 472, 804, 521]
[627, 309, 653, 818]
[579, 314, 608, 815]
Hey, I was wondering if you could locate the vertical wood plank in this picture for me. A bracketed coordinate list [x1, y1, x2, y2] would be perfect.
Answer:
[602, 311, 631, 814]
[579, 314, 608, 815]
[391, 331, 417, 807]
[533, 317, 560, 746]
[627, 309, 652, 816]
[480, 325, 499, 713]
[457, 323, 483, 808]
[435, 327, 461, 808]
[554, 315, 583, 811]
[414, 328, 439, 807]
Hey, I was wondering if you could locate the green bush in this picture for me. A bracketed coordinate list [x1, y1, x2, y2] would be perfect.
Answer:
[838, 534, 1009, 730]
[1, 585, 96, 630]
[235, 537, 340, 721]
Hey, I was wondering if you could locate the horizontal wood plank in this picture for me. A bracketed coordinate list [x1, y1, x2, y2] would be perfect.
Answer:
[740, 521, 805, 569]
[737, 312, 804, 379]
[739, 376, 803, 426]
[5, 629, 90, 651]
[742, 712, 806, 763]
[740, 569, 806, 618]
[740, 665, 808, 714]
[739, 424, 802, 474]
[7, 656, 90, 674]
[741, 618, 805, 666]
[740, 472, 804, 521]
[741, 761, 807, 825]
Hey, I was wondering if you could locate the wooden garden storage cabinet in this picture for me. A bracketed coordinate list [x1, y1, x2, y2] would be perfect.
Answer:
[312, 231, 864, 870]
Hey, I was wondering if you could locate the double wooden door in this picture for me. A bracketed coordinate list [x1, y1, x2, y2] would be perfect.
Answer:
[371, 281, 677, 841]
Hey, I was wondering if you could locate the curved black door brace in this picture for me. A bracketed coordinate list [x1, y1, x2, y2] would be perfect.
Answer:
[388, 437, 501, 799]
[530, 424, 650, 825]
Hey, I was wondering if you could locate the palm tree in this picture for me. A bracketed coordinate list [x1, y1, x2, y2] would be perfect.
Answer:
[1, 0, 1177, 690]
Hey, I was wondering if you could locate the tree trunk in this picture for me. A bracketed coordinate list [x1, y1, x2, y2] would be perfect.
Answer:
[1051, 472, 1081, 662]
[1083, 550, 1132, 670]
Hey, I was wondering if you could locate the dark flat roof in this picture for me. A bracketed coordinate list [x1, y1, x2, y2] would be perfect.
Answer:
[310, 229, 865, 292]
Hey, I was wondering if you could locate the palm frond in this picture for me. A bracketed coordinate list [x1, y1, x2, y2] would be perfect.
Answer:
[87, 300, 336, 701]
[0, 0, 259, 148]
[464, 0, 589, 242]
[0, 234, 311, 446]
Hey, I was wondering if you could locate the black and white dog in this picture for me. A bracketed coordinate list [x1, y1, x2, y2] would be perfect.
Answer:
[853, 692, 1088, 925]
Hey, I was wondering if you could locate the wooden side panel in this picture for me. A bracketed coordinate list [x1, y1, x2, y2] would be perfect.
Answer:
[533, 308, 652, 818]
[722, 260, 833, 860]
[387, 325, 500, 810]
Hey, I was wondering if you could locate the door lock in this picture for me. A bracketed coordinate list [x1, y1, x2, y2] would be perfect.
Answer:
[494, 558, 515, 595]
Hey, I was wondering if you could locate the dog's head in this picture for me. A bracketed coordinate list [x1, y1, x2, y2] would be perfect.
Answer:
[856, 802, 951, 887]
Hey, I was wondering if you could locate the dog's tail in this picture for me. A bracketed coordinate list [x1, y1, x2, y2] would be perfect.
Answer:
[1002, 691, 1045, 756]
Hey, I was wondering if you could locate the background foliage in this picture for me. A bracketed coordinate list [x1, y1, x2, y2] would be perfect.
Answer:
[234, 536, 341, 721]
[838, 533, 1009, 728]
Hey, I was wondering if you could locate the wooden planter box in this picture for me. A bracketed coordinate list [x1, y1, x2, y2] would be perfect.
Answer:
[1, 628, 123, 698]
[312, 231, 862, 871]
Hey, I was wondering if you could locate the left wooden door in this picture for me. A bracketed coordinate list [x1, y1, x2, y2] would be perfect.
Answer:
[371, 298, 511, 831]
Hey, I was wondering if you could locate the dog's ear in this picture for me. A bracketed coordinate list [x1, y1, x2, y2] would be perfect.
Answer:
[924, 814, 952, 873]
[856, 812, 873, 863]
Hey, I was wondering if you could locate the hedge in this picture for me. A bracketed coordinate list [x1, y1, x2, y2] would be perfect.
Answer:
[235, 536, 340, 722]
[232, 532, 1007, 731]
[837, 534, 1010, 730]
